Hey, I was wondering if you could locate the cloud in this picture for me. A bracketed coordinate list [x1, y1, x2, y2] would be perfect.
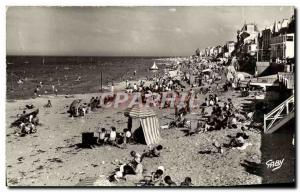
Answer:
[175, 27, 182, 33]
[168, 8, 176, 12]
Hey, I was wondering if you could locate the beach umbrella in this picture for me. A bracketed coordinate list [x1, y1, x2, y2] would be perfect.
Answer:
[124, 105, 156, 118]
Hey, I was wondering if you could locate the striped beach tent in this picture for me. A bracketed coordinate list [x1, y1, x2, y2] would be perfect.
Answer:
[124, 105, 161, 145]
[139, 116, 161, 145]
[124, 105, 156, 118]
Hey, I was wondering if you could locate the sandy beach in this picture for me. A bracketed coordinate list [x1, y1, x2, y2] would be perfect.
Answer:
[5, 6, 296, 188]
[6, 85, 262, 186]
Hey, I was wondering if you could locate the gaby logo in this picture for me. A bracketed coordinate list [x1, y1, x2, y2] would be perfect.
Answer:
[266, 159, 284, 171]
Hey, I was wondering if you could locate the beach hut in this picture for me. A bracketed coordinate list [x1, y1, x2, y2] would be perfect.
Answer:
[124, 105, 161, 145]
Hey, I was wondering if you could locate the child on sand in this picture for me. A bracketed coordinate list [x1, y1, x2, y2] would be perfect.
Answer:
[143, 145, 163, 158]
[151, 167, 164, 186]
[109, 127, 117, 143]
[122, 129, 132, 145]
[180, 177, 193, 186]
[164, 176, 177, 186]
[108, 127, 124, 149]
[130, 150, 142, 164]
[45, 100, 52, 108]
[97, 128, 107, 146]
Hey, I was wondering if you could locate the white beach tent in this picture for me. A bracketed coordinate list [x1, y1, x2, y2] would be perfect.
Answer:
[124, 105, 161, 145]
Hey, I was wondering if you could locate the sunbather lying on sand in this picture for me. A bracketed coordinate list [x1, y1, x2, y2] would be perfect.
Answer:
[142, 145, 163, 158]
[225, 132, 251, 150]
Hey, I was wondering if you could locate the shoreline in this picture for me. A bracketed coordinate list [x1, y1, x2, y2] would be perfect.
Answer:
[6, 79, 157, 101]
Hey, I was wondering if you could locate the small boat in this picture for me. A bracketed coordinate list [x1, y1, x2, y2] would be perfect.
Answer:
[150, 62, 159, 70]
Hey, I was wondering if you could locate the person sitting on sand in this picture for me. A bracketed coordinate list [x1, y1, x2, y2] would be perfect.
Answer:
[108, 126, 117, 143]
[113, 164, 127, 182]
[164, 176, 177, 186]
[214, 94, 219, 104]
[226, 132, 249, 149]
[212, 141, 223, 154]
[223, 102, 229, 111]
[143, 145, 163, 158]
[113, 151, 143, 182]
[124, 161, 144, 182]
[130, 150, 142, 164]
[45, 100, 52, 108]
[122, 129, 132, 145]
[97, 128, 107, 146]
[151, 167, 165, 186]
[228, 114, 238, 129]
[17, 110, 26, 118]
[27, 123, 37, 133]
[107, 127, 124, 149]
[209, 98, 214, 106]
[19, 122, 36, 135]
[90, 97, 95, 106]
[19, 122, 26, 132]
[180, 177, 193, 186]
[205, 98, 209, 106]
[111, 163, 137, 182]
[93, 97, 100, 109]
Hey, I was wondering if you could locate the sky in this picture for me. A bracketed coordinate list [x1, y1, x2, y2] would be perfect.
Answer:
[6, 6, 294, 56]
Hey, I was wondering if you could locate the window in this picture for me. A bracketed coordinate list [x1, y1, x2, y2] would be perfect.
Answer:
[286, 36, 293, 41]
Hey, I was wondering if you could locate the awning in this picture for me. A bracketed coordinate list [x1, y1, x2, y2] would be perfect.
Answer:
[124, 105, 156, 118]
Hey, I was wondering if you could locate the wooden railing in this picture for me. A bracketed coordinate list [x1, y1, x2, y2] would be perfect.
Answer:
[264, 94, 295, 133]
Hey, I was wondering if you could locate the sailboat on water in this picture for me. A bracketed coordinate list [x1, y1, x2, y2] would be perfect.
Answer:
[149, 61, 159, 70]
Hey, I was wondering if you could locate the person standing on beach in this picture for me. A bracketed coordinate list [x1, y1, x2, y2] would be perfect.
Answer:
[134, 70, 136, 76]
[127, 116, 132, 132]
[97, 128, 107, 146]
[34, 85, 40, 97]
[52, 85, 55, 94]
[111, 81, 114, 93]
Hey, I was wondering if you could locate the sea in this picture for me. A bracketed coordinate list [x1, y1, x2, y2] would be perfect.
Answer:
[6, 56, 169, 100]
